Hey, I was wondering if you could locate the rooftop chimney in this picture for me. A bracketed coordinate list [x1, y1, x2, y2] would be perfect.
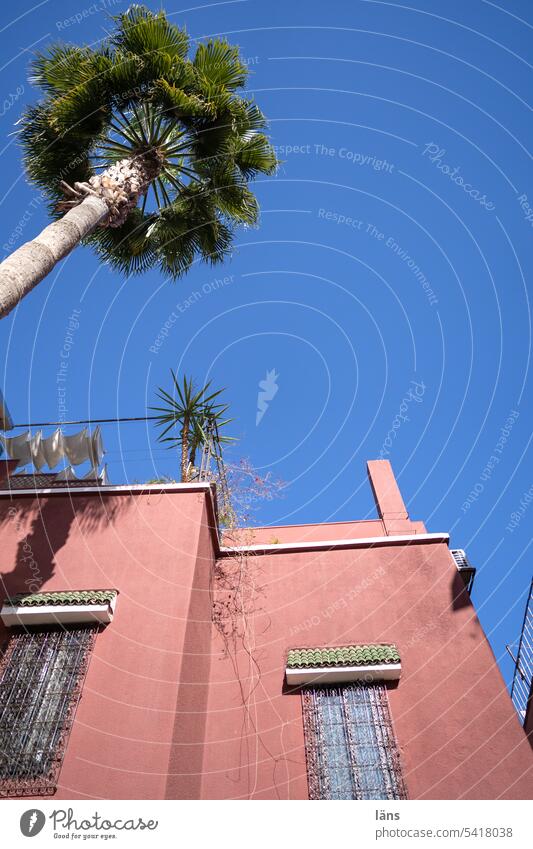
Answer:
[367, 460, 413, 535]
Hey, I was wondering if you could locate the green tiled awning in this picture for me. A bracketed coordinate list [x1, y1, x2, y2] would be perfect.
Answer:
[287, 644, 400, 669]
[4, 590, 117, 607]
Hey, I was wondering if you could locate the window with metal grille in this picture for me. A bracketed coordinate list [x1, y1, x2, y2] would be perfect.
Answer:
[0, 625, 97, 797]
[301, 683, 407, 800]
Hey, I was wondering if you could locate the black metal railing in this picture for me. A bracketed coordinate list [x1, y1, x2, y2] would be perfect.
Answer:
[509, 579, 533, 727]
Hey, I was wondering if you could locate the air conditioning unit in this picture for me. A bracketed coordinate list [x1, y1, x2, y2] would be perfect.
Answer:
[450, 549, 476, 592]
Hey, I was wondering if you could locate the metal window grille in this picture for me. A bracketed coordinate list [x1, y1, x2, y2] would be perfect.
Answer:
[301, 683, 408, 800]
[0, 625, 97, 797]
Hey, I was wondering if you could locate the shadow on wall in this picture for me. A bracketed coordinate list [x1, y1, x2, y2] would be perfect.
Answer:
[0, 494, 132, 598]
[451, 571, 471, 611]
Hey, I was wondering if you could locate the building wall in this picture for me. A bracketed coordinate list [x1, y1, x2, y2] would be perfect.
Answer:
[0, 462, 531, 800]
[202, 539, 532, 799]
[0, 488, 214, 800]
[524, 691, 533, 746]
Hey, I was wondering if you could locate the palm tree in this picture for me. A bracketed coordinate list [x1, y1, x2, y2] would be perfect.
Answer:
[0, 5, 277, 319]
[150, 371, 233, 482]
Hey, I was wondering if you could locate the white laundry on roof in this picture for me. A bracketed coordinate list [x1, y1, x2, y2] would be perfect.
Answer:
[54, 465, 78, 481]
[30, 430, 47, 471]
[88, 426, 104, 468]
[63, 428, 92, 466]
[42, 428, 65, 469]
[0, 427, 106, 471]
[55, 464, 109, 484]
[97, 464, 110, 486]
[0, 430, 31, 466]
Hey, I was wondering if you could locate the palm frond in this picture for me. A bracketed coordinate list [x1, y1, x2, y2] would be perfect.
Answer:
[152, 79, 213, 120]
[234, 132, 278, 178]
[193, 39, 247, 91]
[85, 208, 156, 275]
[231, 99, 268, 134]
[29, 45, 105, 94]
[111, 5, 189, 60]
[212, 183, 259, 225]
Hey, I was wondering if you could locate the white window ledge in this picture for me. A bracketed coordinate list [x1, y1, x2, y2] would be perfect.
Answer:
[286, 663, 402, 686]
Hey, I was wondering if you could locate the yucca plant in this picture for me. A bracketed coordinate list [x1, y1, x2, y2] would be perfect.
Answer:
[150, 371, 233, 482]
[0, 5, 277, 319]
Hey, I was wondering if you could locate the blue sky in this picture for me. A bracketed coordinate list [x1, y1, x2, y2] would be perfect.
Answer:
[0, 0, 532, 687]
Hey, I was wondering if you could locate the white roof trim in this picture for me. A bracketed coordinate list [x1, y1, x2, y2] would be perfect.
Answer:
[286, 663, 402, 686]
[220, 532, 449, 556]
[0, 481, 212, 497]
[1, 596, 117, 627]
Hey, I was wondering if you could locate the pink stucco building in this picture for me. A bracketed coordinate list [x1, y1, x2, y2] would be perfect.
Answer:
[0, 458, 531, 799]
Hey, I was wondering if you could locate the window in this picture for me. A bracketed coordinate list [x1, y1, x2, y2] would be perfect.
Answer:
[0, 625, 97, 797]
[301, 683, 407, 800]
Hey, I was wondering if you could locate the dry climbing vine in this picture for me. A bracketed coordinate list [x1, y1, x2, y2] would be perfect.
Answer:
[210, 459, 281, 653]
[209, 459, 288, 795]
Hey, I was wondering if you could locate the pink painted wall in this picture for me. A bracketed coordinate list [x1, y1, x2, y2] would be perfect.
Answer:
[0, 461, 531, 800]
[0, 488, 214, 800]
[223, 518, 386, 546]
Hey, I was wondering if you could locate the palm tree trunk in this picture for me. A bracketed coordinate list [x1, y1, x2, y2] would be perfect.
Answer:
[181, 418, 190, 482]
[0, 155, 160, 320]
[0, 195, 108, 320]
